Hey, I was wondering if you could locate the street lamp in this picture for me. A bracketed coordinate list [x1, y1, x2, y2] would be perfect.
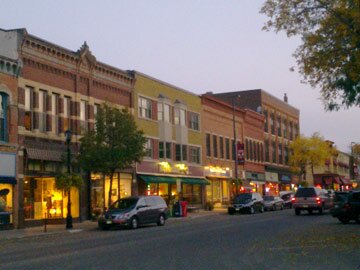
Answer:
[65, 129, 73, 229]
[232, 95, 240, 196]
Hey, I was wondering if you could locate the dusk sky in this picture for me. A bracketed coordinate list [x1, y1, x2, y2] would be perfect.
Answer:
[2, 0, 359, 152]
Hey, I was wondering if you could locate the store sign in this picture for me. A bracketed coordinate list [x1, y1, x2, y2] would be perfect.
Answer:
[158, 162, 189, 175]
[204, 166, 231, 178]
[237, 142, 245, 165]
[0, 152, 16, 177]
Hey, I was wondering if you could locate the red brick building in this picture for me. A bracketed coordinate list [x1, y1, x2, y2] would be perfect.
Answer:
[201, 94, 264, 207]
[0, 28, 135, 227]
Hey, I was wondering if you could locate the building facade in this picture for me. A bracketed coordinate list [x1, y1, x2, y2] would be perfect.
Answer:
[131, 71, 207, 208]
[201, 94, 264, 207]
[0, 28, 135, 227]
[213, 90, 300, 194]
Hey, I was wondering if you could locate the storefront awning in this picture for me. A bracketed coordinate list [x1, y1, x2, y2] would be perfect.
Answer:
[0, 177, 17, 184]
[340, 177, 351, 185]
[245, 172, 265, 181]
[26, 148, 63, 162]
[138, 175, 210, 185]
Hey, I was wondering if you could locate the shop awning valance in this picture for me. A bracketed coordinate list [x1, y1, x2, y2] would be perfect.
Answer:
[340, 177, 351, 185]
[138, 175, 210, 185]
[0, 177, 17, 184]
[26, 148, 63, 162]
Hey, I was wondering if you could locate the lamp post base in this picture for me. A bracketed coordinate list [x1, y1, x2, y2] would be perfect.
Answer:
[66, 215, 73, 229]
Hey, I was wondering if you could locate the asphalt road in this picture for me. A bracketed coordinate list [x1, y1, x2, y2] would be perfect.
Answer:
[0, 209, 359, 270]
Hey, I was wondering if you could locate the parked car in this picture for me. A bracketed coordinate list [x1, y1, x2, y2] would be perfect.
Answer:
[292, 187, 333, 215]
[331, 191, 360, 224]
[280, 191, 294, 209]
[263, 196, 284, 211]
[228, 193, 264, 215]
[98, 196, 169, 230]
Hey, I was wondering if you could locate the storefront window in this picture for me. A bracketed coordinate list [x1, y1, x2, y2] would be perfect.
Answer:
[0, 184, 13, 225]
[182, 184, 201, 204]
[23, 177, 79, 220]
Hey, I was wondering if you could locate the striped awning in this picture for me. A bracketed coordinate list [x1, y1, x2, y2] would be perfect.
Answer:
[26, 148, 63, 162]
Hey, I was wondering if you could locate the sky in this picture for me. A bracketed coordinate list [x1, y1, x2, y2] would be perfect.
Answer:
[1, 0, 358, 152]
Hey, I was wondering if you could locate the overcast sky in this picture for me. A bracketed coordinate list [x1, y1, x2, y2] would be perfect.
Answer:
[2, 0, 359, 152]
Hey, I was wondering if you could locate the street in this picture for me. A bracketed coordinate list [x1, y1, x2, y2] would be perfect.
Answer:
[0, 209, 359, 270]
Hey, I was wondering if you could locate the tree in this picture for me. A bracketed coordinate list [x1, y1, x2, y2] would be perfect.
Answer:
[261, 0, 360, 110]
[289, 133, 337, 181]
[78, 104, 146, 208]
[55, 172, 83, 228]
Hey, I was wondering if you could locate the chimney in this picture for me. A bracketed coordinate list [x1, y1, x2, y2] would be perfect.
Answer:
[284, 93, 288, 103]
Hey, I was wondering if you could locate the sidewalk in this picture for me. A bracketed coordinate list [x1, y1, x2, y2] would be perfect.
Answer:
[0, 208, 226, 241]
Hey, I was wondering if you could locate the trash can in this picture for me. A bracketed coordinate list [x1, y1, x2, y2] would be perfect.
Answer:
[180, 201, 188, 217]
[173, 201, 182, 217]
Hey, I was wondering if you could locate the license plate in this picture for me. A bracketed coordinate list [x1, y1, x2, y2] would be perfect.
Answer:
[106, 220, 112, 224]
[303, 205, 308, 208]
[235, 208, 240, 211]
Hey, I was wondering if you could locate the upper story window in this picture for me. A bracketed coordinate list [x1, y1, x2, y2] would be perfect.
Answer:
[159, 141, 172, 159]
[175, 108, 186, 126]
[272, 140, 277, 163]
[63, 96, 71, 118]
[157, 103, 171, 122]
[0, 92, 8, 142]
[289, 121, 293, 140]
[206, 133, 211, 157]
[283, 118, 287, 138]
[270, 113, 275, 134]
[175, 144, 187, 161]
[24, 87, 33, 131]
[51, 94, 59, 134]
[265, 139, 270, 162]
[138, 96, 152, 119]
[219, 136, 224, 159]
[144, 138, 153, 158]
[190, 147, 200, 164]
[189, 112, 199, 131]
[264, 110, 268, 133]
[38, 90, 47, 132]
[213, 135, 218, 158]
[225, 138, 230, 160]
[80, 100, 87, 121]
[277, 116, 281, 136]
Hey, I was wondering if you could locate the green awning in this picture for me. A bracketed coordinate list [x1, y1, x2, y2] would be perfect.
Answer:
[138, 175, 209, 185]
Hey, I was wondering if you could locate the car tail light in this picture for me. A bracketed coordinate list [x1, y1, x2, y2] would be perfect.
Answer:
[316, 197, 321, 204]
[343, 203, 350, 209]
[291, 197, 296, 203]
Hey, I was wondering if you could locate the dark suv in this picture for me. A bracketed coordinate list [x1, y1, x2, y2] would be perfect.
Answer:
[98, 196, 169, 230]
[228, 193, 264, 215]
[292, 187, 333, 215]
[331, 191, 360, 224]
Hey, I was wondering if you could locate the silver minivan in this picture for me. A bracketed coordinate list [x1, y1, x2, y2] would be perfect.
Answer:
[293, 187, 333, 215]
[98, 196, 169, 230]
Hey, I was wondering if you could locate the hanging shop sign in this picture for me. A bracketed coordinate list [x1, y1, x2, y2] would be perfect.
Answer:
[204, 166, 231, 178]
[237, 142, 245, 165]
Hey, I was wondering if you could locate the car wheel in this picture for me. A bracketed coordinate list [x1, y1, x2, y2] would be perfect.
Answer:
[273, 205, 277, 211]
[318, 206, 323, 215]
[260, 205, 264, 213]
[339, 217, 350, 224]
[157, 214, 165, 226]
[355, 214, 360, 224]
[281, 204, 284, 210]
[249, 206, 255, 214]
[228, 208, 235, 215]
[308, 209, 313, 215]
[130, 217, 139, 229]
[295, 209, 300, 216]
[99, 224, 110, 231]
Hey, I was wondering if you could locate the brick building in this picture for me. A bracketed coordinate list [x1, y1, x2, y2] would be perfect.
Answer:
[213, 90, 300, 193]
[201, 94, 264, 207]
[0, 28, 135, 227]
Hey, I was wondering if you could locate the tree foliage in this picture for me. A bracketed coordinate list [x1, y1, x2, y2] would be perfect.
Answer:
[289, 133, 337, 180]
[55, 173, 83, 192]
[78, 104, 146, 206]
[261, 0, 360, 110]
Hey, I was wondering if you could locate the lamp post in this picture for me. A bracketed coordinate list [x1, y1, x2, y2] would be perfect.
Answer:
[232, 95, 240, 196]
[65, 129, 73, 229]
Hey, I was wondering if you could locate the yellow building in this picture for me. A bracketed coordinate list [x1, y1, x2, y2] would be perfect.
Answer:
[130, 71, 207, 207]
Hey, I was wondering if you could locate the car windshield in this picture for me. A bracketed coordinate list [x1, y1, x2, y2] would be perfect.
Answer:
[234, 194, 252, 203]
[264, 196, 274, 201]
[281, 194, 291, 200]
[295, 188, 316, 198]
[110, 198, 138, 210]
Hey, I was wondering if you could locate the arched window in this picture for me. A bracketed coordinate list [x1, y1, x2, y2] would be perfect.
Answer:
[0, 92, 9, 142]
